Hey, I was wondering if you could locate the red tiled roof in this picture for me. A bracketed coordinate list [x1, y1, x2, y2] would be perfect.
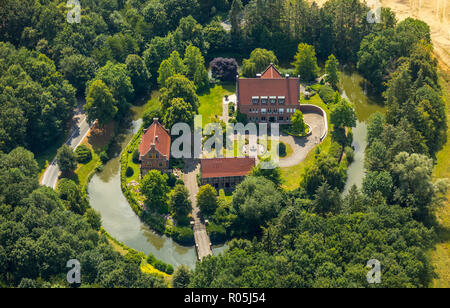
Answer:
[139, 119, 171, 158]
[201, 157, 255, 179]
[237, 64, 299, 106]
[261, 64, 283, 79]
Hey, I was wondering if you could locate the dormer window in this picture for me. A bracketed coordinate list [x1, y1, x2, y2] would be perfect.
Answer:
[261, 96, 268, 104]
[270, 96, 277, 104]
[278, 96, 285, 104]
[252, 96, 260, 104]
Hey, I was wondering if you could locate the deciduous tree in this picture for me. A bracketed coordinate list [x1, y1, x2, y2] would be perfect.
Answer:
[84, 80, 118, 127]
[292, 43, 319, 82]
[56, 144, 77, 173]
[197, 185, 218, 216]
[141, 170, 170, 212]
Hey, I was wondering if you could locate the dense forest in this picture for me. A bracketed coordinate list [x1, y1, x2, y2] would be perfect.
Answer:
[0, 0, 447, 288]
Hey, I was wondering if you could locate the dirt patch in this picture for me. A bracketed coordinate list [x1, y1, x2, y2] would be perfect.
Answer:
[86, 122, 116, 151]
[311, 0, 450, 71]
[380, 0, 449, 70]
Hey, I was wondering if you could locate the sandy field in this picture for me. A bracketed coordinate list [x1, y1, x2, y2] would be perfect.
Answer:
[311, 0, 450, 72]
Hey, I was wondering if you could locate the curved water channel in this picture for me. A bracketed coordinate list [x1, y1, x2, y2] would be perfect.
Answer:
[87, 104, 226, 269]
[87, 72, 384, 268]
[339, 72, 386, 193]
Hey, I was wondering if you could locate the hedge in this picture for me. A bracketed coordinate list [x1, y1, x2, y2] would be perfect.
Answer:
[75, 145, 92, 164]
[318, 85, 335, 105]
[207, 222, 227, 244]
[170, 226, 195, 246]
[147, 253, 174, 275]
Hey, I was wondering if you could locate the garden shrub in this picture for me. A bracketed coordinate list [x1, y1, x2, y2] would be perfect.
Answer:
[153, 260, 174, 275]
[171, 226, 194, 245]
[207, 222, 226, 244]
[132, 149, 140, 164]
[176, 215, 190, 227]
[147, 253, 174, 275]
[75, 145, 92, 164]
[147, 253, 156, 265]
[329, 142, 344, 161]
[167, 173, 178, 188]
[278, 142, 287, 157]
[345, 146, 355, 163]
[126, 166, 134, 177]
[318, 85, 335, 104]
[99, 150, 109, 163]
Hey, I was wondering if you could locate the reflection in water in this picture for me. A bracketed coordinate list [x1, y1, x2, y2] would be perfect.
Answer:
[88, 107, 225, 268]
[339, 72, 386, 193]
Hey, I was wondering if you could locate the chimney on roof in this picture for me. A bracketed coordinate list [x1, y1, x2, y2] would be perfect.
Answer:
[256, 73, 262, 78]
[153, 118, 159, 123]
[155, 135, 159, 142]
[285, 74, 290, 78]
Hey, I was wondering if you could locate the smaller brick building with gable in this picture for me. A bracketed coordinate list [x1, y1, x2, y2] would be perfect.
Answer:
[200, 157, 255, 192]
[139, 118, 171, 176]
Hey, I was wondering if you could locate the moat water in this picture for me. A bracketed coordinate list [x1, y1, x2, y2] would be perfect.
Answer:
[87, 103, 226, 269]
[339, 72, 386, 193]
[88, 73, 384, 268]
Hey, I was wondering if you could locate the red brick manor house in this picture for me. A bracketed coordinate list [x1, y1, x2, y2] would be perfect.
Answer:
[236, 64, 300, 124]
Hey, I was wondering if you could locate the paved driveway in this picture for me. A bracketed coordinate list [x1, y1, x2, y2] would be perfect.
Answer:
[278, 111, 325, 168]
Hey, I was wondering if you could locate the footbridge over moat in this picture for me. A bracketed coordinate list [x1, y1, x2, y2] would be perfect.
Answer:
[183, 159, 213, 261]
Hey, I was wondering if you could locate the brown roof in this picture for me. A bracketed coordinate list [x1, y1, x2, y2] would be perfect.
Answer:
[261, 63, 282, 79]
[237, 65, 299, 106]
[139, 119, 171, 158]
[201, 157, 255, 179]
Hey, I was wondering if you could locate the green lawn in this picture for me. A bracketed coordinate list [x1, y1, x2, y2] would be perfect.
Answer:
[198, 84, 233, 127]
[124, 134, 142, 183]
[431, 72, 450, 288]
[281, 136, 331, 191]
[75, 142, 101, 188]
[281, 93, 332, 191]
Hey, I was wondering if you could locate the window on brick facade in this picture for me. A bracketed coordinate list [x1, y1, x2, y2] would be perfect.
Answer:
[252, 96, 259, 104]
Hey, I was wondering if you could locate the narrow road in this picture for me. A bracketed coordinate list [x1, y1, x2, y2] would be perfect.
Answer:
[40, 102, 92, 189]
[183, 159, 213, 261]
